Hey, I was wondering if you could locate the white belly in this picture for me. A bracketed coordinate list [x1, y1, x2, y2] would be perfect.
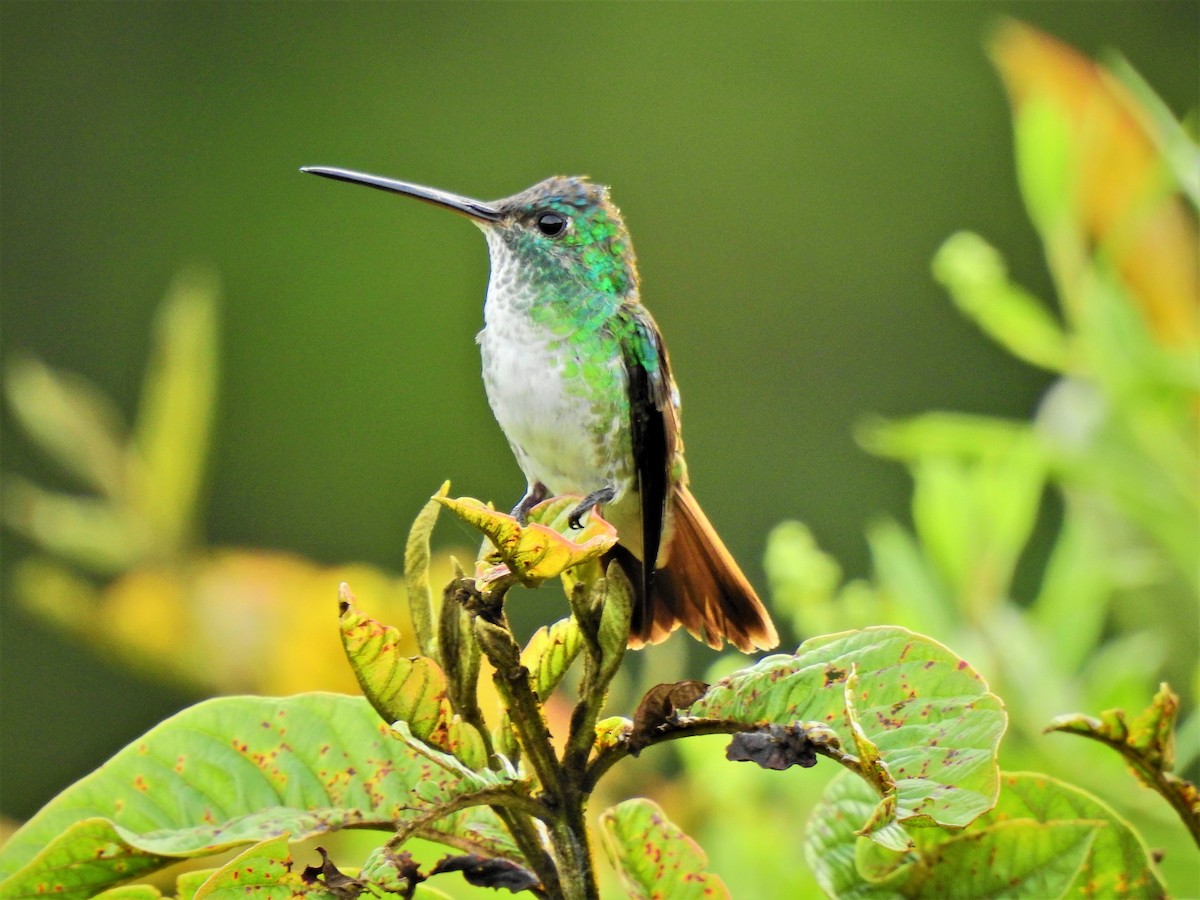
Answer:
[479, 324, 632, 498]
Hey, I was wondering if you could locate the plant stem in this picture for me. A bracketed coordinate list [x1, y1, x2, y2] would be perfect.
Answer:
[550, 803, 599, 900]
[584, 717, 864, 793]
[473, 615, 600, 899]
[1073, 729, 1200, 848]
[494, 807, 562, 897]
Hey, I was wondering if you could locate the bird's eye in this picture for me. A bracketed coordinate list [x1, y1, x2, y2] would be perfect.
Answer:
[535, 212, 567, 237]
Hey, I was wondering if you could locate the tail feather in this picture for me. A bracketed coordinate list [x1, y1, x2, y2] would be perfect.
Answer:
[615, 485, 779, 653]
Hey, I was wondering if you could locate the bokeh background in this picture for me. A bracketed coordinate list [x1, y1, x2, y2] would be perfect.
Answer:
[2, 0, 1196, 890]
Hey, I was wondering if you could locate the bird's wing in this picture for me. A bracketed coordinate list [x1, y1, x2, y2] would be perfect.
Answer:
[614, 303, 680, 592]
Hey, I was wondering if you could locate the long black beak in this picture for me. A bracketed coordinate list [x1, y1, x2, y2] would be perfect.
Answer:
[300, 166, 503, 222]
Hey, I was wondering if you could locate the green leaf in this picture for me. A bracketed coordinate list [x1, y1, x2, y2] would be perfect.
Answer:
[932, 231, 1070, 372]
[861, 417, 1047, 613]
[0, 694, 518, 899]
[128, 270, 219, 555]
[337, 589, 486, 770]
[806, 771, 1165, 899]
[1013, 97, 1077, 237]
[193, 836, 310, 900]
[405, 482, 450, 661]
[522, 616, 583, 700]
[864, 518, 955, 638]
[599, 799, 729, 900]
[912, 819, 1100, 899]
[687, 626, 1006, 830]
[764, 520, 844, 638]
[595, 559, 633, 686]
[0, 819, 166, 900]
[985, 773, 1166, 896]
[1, 476, 146, 574]
[857, 412, 1031, 463]
[4, 354, 127, 498]
[1047, 685, 1200, 844]
[1029, 506, 1115, 673]
[1106, 53, 1200, 209]
[174, 869, 214, 900]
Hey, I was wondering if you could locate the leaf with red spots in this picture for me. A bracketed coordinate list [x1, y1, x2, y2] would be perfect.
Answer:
[806, 771, 1166, 898]
[436, 495, 617, 587]
[685, 626, 1006, 834]
[338, 590, 486, 770]
[193, 835, 307, 900]
[522, 615, 583, 700]
[599, 799, 729, 900]
[0, 694, 521, 900]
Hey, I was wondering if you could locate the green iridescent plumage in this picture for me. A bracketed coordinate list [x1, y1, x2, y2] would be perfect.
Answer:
[303, 165, 777, 652]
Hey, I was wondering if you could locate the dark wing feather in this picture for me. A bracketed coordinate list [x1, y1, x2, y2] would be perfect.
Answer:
[616, 305, 679, 603]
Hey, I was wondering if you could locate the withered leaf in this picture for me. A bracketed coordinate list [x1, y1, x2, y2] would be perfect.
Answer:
[629, 680, 709, 754]
[430, 854, 543, 895]
[302, 847, 366, 899]
[726, 723, 821, 770]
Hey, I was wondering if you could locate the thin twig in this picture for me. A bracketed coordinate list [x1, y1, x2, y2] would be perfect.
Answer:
[584, 717, 864, 792]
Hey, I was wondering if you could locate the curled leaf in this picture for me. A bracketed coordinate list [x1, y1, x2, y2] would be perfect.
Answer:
[428, 855, 542, 895]
[1047, 683, 1199, 846]
[593, 717, 633, 755]
[436, 495, 617, 586]
[301, 847, 364, 899]
[629, 680, 709, 754]
[522, 616, 583, 700]
[405, 482, 450, 660]
[726, 723, 830, 771]
[339, 591, 486, 769]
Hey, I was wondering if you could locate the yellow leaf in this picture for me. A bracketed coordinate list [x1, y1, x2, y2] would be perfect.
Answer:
[436, 495, 618, 586]
[990, 20, 1199, 346]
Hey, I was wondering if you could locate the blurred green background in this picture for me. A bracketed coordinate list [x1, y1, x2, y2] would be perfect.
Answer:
[1, 0, 1195, 841]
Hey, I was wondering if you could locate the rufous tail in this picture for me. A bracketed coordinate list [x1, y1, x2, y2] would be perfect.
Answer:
[611, 485, 779, 653]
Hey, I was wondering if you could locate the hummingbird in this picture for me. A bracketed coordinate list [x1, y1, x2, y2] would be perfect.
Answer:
[302, 166, 778, 653]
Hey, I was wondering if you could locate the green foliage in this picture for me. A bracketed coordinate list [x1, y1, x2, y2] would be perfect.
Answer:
[667, 23, 1198, 897]
[3, 270, 217, 575]
[807, 772, 1165, 898]
[0, 693, 519, 900]
[688, 628, 1006, 834]
[599, 799, 728, 899]
[1047, 685, 1200, 846]
[2, 20, 1195, 900]
[0, 488, 1016, 900]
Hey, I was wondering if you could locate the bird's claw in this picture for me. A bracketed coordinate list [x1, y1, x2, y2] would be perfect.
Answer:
[566, 484, 615, 531]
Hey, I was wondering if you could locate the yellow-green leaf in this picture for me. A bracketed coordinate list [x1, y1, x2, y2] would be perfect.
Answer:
[128, 270, 219, 555]
[4, 354, 127, 498]
[405, 482, 449, 660]
[338, 590, 486, 769]
[600, 798, 729, 900]
[436, 495, 617, 586]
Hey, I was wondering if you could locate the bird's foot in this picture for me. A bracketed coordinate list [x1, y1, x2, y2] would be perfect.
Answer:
[511, 483, 549, 525]
[567, 485, 616, 530]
